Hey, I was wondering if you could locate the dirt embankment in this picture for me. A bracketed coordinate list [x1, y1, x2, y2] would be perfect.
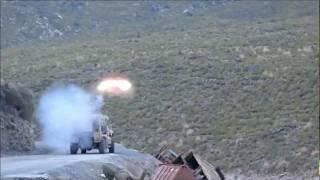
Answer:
[0, 82, 36, 154]
[1, 144, 160, 180]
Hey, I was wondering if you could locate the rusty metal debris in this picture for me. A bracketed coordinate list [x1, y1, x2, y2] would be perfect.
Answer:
[154, 145, 179, 164]
[152, 146, 225, 180]
[151, 164, 195, 180]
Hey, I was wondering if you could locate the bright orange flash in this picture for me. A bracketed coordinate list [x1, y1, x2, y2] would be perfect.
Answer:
[97, 77, 132, 95]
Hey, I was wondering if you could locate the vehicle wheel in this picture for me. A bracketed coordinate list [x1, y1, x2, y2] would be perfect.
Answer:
[81, 149, 86, 154]
[70, 143, 78, 154]
[98, 139, 106, 154]
[109, 140, 115, 153]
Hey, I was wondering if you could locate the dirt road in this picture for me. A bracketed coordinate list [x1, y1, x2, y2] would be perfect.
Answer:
[1, 144, 159, 179]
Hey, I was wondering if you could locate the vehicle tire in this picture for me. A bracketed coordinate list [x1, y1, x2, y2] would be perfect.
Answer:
[81, 149, 86, 154]
[98, 139, 106, 154]
[108, 140, 115, 153]
[70, 143, 78, 154]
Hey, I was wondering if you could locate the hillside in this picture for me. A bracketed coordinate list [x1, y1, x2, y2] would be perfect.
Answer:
[1, 1, 319, 176]
[1, 1, 234, 48]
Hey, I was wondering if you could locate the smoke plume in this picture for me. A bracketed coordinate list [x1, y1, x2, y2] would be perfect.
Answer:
[36, 84, 104, 151]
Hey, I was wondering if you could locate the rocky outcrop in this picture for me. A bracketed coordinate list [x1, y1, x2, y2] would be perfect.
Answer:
[0, 82, 36, 153]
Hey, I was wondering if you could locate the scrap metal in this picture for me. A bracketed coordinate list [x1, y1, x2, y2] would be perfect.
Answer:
[152, 146, 225, 180]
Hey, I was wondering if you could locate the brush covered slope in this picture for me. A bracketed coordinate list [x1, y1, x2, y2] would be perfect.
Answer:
[1, 1, 319, 175]
[0, 82, 36, 153]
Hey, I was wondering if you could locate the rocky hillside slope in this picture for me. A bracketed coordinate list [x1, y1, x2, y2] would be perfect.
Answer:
[0, 82, 36, 153]
[1, 1, 230, 48]
[1, 1, 319, 176]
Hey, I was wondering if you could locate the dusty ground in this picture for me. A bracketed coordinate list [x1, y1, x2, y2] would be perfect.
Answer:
[225, 172, 318, 180]
[1, 144, 159, 180]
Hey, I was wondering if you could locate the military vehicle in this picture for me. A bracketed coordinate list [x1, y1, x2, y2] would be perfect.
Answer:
[70, 114, 114, 154]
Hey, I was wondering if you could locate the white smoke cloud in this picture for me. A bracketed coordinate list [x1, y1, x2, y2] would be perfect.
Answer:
[36, 84, 104, 152]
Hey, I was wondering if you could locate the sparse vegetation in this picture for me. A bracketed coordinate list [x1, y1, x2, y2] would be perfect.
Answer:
[1, 1, 319, 176]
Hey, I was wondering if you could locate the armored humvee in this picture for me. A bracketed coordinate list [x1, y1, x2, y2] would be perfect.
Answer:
[70, 114, 114, 154]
